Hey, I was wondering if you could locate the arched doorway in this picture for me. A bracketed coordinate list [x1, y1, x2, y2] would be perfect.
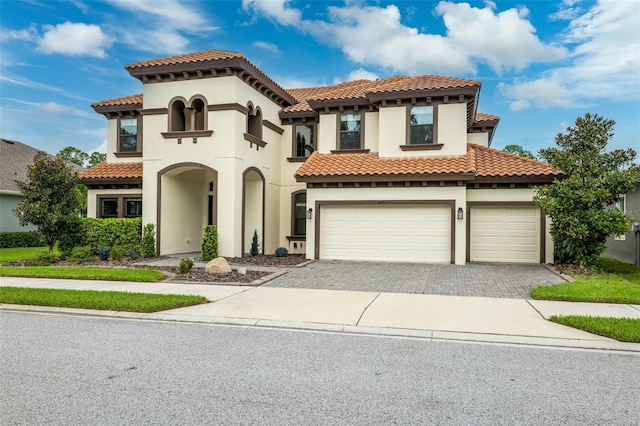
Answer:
[242, 167, 265, 256]
[157, 163, 217, 255]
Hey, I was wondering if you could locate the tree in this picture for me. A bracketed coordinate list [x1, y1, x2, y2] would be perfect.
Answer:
[533, 113, 640, 269]
[57, 146, 89, 167]
[88, 151, 106, 167]
[503, 144, 535, 159]
[14, 151, 83, 252]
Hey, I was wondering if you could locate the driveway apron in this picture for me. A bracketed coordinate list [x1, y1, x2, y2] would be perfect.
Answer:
[263, 261, 566, 299]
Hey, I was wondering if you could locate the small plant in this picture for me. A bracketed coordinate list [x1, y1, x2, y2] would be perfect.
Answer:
[140, 223, 156, 258]
[110, 246, 126, 261]
[69, 246, 94, 263]
[275, 247, 288, 257]
[250, 229, 260, 257]
[30, 252, 58, 266]
[127, 248, 139, 260]
[179, 257, 194, 273]
[97, 246, 111, 261]
[201, 225, 218, 261]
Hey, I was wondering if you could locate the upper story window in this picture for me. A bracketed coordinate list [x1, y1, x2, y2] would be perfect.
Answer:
[168, 95, 208, 132]
[409, 106, 434, 144]
[119, 118, 139, 152]
[339, 113, 362, 150]
[247, 105, 263, 140]
[294, 124, 315, 158]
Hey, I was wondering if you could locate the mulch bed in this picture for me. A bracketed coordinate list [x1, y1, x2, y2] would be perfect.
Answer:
[171, 268, 272, 284]
[223, 254, 308, 267]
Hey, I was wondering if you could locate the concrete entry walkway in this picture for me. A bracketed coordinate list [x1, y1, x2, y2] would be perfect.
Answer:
[264, 261, 566, 299]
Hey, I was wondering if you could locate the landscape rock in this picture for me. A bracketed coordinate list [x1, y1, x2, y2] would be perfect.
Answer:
[205, 257, 231, 274]
[237, 267, 247, 275]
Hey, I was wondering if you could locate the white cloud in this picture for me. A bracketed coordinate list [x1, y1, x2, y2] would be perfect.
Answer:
[89, 139, 107, 154]
[0, 25, 38, 42]
[252, 41, 281, 54]
[347, 68, 379, 81]
[549, 0, 583, 21]
[109, 0, 207, 28]
[2, 98, 98, 119]
[37, 22, 112, 58]
[500, 0, 640, 110]
[243, 0, 565, 76]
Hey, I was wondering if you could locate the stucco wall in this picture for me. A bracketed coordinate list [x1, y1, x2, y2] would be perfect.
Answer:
[467, 132, 489, 147]
[605, 187, 640, 265]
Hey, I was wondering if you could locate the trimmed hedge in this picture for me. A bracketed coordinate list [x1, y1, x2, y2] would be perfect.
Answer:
[57, 217, 143, 254]
[0, 231, 44, 248]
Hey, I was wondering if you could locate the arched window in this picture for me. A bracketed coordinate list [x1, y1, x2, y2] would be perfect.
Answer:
[170, 99, 187, 131]
[247, 105, 263, 140]
[192, 98, 205, 131]
[291, 190, 306, 236]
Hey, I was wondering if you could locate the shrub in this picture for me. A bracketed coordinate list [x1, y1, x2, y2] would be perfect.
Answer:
[179, 257, 194, 273]
[127, 248, 140, 261]
[201, 225, 218, 261]
[97, 245, 111, 261]
[140, 223, 156, 258]
[30, 252, 57, 266]
[83, 217, 142, 253]
[250, 229, 260, 257]
[69, 246, 94, 263]
[57, 218, 83, 256]
[110, 246, 126, 261]
[275, 247, 288, 257]
[0, 231, 44, 248]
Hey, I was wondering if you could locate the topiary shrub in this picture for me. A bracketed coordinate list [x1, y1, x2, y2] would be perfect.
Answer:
[127, 248, 139, 260]
[110, 246, 126, 261]
[201, 225, 218, 261]
[179, 257, 194, 273]
[140, 223, 156, 258]
[250, 229, 259, 257]
[275, 247, 288, 257]
[30, 252, 57, 266]
[97, 245, 111, 261]
[69, 246, 94, 263]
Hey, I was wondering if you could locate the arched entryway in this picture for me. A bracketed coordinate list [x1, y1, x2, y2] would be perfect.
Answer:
[157, 163, 217, 255]
[242, 167, 265, 256]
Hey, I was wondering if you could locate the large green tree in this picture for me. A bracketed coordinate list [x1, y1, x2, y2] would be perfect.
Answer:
[503, 144, 535, 159]
[534, 113, 640, 268]
[14, 151, 83, 252]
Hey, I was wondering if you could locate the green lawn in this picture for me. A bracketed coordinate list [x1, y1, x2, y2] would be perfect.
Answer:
[531, 258, 640, 304]
[0, 246, 59, 263]
[0, 286, 208, 313]
[0, 266, 165, 282]
[550, 316, 640, 343]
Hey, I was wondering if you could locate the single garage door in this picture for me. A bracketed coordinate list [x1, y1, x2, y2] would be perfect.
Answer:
[320, 204, 451, 263]
[470, 206, 540, 263]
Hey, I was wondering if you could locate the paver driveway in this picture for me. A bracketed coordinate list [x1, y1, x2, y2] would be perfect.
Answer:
[263, 261, 566, 299]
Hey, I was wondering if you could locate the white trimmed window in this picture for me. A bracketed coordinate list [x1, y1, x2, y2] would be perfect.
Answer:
[615, 194, 627, 241]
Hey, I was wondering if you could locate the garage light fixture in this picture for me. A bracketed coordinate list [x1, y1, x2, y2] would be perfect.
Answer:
[457, 207, 464, 220]
[307, 208, 313, 219]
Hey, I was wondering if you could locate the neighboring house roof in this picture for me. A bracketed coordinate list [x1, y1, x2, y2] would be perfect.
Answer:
[0, 139, 83, 193]
[295, 144, 563, 183]
[80, 162, 142, 185]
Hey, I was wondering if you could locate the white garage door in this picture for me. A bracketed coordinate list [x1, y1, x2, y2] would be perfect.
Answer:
[320, 204, 451, 263]
[470, 206, 540, 263]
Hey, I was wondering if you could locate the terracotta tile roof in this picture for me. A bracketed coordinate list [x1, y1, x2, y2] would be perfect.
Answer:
[80, 162, 142, 180]
[92, 94, 143, 108]
[295, 144, 563, 181]
[125, 50, 244, 69]
[471, 144, 562, 177]
[474, 112, 500, 123]
[368, 75, 480, 94]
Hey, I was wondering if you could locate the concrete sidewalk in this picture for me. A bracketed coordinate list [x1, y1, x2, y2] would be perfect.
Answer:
[1, 277, 639, 352]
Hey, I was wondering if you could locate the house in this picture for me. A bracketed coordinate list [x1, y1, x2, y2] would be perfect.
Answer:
[80, 49, 563, 264]
[605, 185, 640, 265]
[0, 139, 40, 232]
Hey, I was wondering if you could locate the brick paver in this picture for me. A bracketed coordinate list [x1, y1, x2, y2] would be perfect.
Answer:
[263, 261, 566, 299]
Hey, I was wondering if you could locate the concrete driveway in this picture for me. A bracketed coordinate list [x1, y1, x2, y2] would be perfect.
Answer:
[263, 261, 567, 299]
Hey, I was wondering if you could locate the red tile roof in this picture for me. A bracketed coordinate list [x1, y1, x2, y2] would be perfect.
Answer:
[474, 112, 500, 123]
[80, 162, 142, 180]
[91, 94, 143, 108]
[125, 50, 244, 70]
[295, 144, 562, 181]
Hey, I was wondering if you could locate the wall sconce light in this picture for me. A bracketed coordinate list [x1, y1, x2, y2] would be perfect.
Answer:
[307, 208, 313, 219]
[457, 207, 464, 220]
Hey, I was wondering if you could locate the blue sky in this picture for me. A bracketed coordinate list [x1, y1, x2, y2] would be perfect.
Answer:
[1, 0, 638, 159]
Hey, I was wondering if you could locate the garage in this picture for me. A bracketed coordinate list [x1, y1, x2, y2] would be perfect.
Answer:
[470, 205, 541, 263]
[319, 203, 452, 263]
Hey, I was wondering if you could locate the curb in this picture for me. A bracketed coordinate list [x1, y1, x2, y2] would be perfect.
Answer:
[3, 304, 639, 354]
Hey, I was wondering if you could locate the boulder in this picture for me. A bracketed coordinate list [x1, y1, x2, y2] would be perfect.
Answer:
[205, 257, 231, 274]
[237, 267, 247, 275]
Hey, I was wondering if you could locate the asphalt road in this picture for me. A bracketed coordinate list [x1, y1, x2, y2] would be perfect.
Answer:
[1, 311, 639, 425]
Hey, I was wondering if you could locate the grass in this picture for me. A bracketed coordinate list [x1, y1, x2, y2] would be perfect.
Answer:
[0, 246, 60, 263]
[531, 258, 640, 304]
[0, 286, 208, 313]
[0, 266, 165, 282]
[550, 316, 640, 343]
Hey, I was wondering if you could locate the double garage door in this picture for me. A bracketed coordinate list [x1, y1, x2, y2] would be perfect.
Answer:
[470, 205, 541, 263]
[320, 204, 452, 263]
